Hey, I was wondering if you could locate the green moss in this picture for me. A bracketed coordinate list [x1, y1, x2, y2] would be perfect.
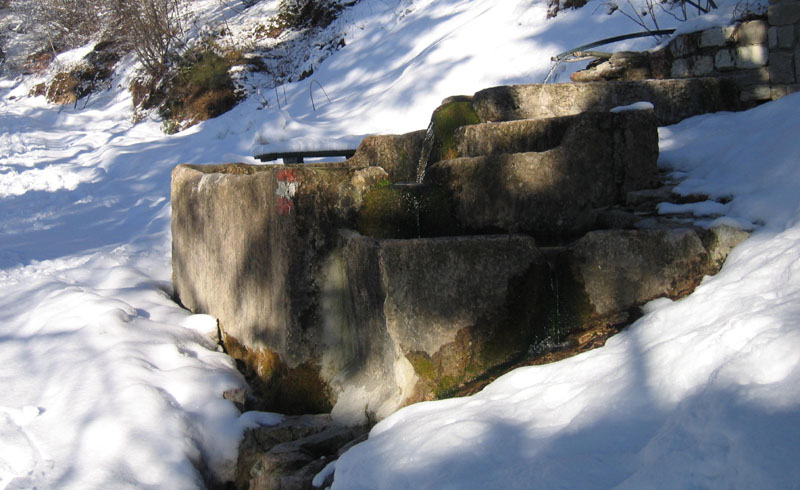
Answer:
[408, 352, 436, 380]
[464, 361, 482, 379]
[431, 101, 481, 162]
[277, 362, 333, 414]
[374, 179, 392, 189]
[436, 375, 463, 395]
[357, 184, 457, 239]
[357, 186, 410, 238]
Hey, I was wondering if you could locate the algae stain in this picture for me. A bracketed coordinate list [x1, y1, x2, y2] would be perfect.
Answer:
[407, 351, 436, 381]
[431, 101, 481, 163]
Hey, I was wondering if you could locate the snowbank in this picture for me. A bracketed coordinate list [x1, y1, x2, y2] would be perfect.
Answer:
[331, 93, 800, 489]
[1, 0, 797, 488]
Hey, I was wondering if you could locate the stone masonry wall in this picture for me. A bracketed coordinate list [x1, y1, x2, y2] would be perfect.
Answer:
[666, 1, 800, 103]
[768, 0, 800, 98]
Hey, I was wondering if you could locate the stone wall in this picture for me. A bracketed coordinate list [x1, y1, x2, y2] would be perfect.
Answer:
[666, 19, 773, 102]
[572, 2, 800, 104]
[768, 0, 800, 98]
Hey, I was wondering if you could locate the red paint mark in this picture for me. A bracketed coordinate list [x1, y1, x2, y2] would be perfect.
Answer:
[276, 168, 300, 216]
[276, 197, 294, 215]
[277, 168, 298, 182]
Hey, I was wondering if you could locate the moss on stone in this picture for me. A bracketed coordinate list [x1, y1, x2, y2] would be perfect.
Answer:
[431, 101, 481, 163]
[220, 331, 332, 414]
[356, 184, 458, 238]
[407, 352, 436, 381]
[357, 186, 410, 238]
[278, 362, 334, 414]
[436, 374, 462, 395]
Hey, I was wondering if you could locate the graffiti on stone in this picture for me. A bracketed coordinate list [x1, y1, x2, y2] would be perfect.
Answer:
[276, 169, 299, 215]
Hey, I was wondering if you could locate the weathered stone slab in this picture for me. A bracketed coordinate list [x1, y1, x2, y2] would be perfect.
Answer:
[741, 84, 773, 101]
[769, 1, 800, 26]
[453, 115, 574, 157]
[734, 20, 768, 45]
[770, 50, 797, 83]
[570, 51, 653, 82]
[322, 233, 552, 423]
[173, 167, 553, 422]
[471, 79, 742, 126]
[427, 111, 659, 239]
[356, 183, 457, 239]
[736, 44, 769, 68]
[347, 130, 426, 182]
[715, 49, 736, 70]
[771, 83, 800, 99]
[237, 414, 367, 490]
[554, 225, 750, 328]
[171, 163, 388, 414]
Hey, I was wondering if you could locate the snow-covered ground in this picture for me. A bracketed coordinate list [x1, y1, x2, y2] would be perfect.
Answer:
[1, 0, 797, 488]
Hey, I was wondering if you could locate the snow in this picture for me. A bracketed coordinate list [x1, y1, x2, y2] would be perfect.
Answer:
[330, 93, 800, 489]
[1, 0, 799, 488]
[313, 460, 337, 488]
[610, 101, 655, 113]
[670, 0, 770, 36]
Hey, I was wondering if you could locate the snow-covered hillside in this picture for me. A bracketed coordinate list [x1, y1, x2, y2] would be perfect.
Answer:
[1, 0, 798, 488]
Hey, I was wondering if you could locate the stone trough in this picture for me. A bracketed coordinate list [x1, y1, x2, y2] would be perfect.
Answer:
[171, 79, 748, 425]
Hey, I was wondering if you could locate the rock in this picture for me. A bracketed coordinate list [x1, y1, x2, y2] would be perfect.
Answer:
[562, 228, 710, 325]
[699, 223, 752, 270]
[570, 51, 653, 82]
[452, 115, 575, 157]
[171, 163, 388, 415]
[322, 233, 553, 422]
[347, 130, 427, 182]
[593, 208, 640, 230]
[626, 186, 675, 210]
[356, 183, 457, 238]
[735, 45, 769, 68]
[237, 414, 367, 490]
[570, 59, 619, 83]
[554, 225, 750, 329]
[471, 79, 742, 126]
[172, 82, 751, 435]
[426, 97, 481, 164]
[426, 110, 659, 240]
[173, 162, 553, 422]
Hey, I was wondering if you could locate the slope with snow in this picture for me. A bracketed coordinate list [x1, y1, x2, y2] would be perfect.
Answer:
[1, 0, 797, 488]
[331, 94, 800, 488]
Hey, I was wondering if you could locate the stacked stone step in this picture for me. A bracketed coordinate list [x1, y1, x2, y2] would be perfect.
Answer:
[426, 110, 659, 240]
[170, 79, 749, 434]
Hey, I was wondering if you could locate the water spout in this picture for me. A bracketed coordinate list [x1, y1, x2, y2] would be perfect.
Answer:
[416, 120, 436, 184]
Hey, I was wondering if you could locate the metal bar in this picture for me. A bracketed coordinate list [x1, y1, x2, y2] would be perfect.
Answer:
[255, 149, 357, 162]
[551, 29, 675, 61]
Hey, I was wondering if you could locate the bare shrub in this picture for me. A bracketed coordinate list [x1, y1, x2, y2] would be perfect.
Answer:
[276, 0, 352, 31]
[107, 0, 189, 77]
[604, 0, 719, 33]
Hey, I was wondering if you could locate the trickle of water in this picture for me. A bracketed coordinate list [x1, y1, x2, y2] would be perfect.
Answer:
[416, 120, 436, 184]
[543, 58, 564, 84]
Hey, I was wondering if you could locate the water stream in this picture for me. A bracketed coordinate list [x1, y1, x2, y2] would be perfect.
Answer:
[415, 120, 436, 184]
[542, 58, 564, 84]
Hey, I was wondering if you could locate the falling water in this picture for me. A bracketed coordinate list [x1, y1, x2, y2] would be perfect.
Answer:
[415, 120, 436, 184]
[542, 58, 564, 84]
